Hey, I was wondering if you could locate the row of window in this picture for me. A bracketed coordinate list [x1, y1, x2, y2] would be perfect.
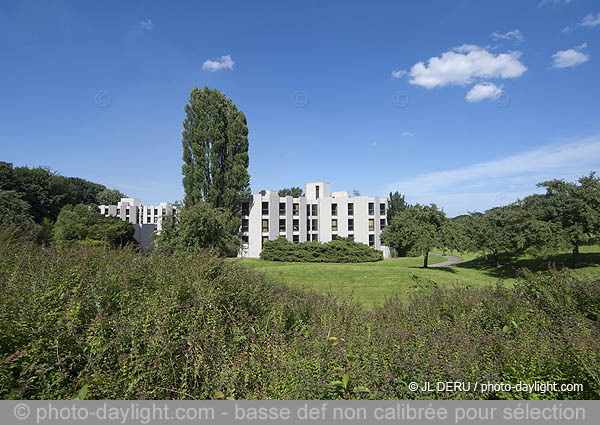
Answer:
[251, 233, 376, 247]
[254, 201, 386, 217]
[253, 218, 386, 233]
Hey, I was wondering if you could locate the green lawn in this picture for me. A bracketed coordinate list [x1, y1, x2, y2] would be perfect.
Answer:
[236, 246, 600, 308]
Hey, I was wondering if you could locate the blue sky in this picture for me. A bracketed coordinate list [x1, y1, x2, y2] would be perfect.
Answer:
[1, 0, 599, 217]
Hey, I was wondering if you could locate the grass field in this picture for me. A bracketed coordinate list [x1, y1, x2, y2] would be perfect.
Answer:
[237, 246, 600, 308]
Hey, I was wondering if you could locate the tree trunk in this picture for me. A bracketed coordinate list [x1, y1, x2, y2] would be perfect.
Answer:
[573, 245, 581, 268]
[493, 250, 501, 268]
[423, 250, 429, 268]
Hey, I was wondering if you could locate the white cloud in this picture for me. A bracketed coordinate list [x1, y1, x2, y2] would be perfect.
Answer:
[387, 136, 600, 216]
[552, 43, 589, 68]
[401, 131, 414, 137]
[391, 70, 407, 78]
[397, 45, 526, 89]
[562, 12, 600, 32]
[202, 55, 235, 72]
[491, 29, 524, 44]
[580, 12, 600, 28]
[539, 0, 574, 6]
[466, 82, 503, 102]
[139, 19, 153, 31]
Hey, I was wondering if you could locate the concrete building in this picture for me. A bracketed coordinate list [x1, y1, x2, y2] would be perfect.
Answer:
[240, 182, 390, 258]
[98, 198, 177, 250]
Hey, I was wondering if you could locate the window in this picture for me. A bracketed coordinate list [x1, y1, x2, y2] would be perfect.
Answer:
[154, 217, 158, 223]
[154, 208, 158, 215]
[316, 186, 320, 199]
[307, 205, 311, 216]
[262, 202, 269, 215]
[293, 219, 299, 231]
[332, 234, 338, 240]
[162, 209, 166, 215]
[369, 234, 375, 247]
[348, 218, 354, 231]
[262, 219, 269, 233]
[293, 235, 299, 243]
[126, 208, 130, 214]
[348, 233, 354, 239]
[331, 219, 338, 232]
[242, 202, 250, 216]
[368, 202, 374, 215]
[117, 208, 120, 215]
[307, 219, 311, 230]
[312, 234, 318, 242]
[262, 236, 269, 246]
[241, 219, 249, 232]
[242, 235, 249, 244]
[380, 203, 386, 216]
[380, 218, 386, 229]
[312, 204, 318, 216]
[312, 219, 318, 231]
[348, 203, 354, 216]
[331, 203, 338, 216]
[279, 219, 286, 232]
[279, 202, 286, 215]
[293, 203, 299, 216]
[369, 219, 375, 231]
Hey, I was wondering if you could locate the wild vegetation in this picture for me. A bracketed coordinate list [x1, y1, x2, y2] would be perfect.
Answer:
[1, 229, 598, 400]
[260, 236, 383, 263]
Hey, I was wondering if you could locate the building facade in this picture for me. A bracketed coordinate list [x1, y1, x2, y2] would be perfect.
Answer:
[98, 198, 177, 250]
[240, 182, 390, 258]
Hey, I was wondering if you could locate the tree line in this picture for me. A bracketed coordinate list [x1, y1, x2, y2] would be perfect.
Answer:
[0, 161, 132, 247]
[382, 172, 600, 268]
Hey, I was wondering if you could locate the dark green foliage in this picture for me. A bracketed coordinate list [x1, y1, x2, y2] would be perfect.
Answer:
[96, 188, 127, 205]
[381, 204, 447, 267]
[0, 190, 34, 227]
[181, 87, 250, 214]
[0, 162, 120, 224]
[0, 231, 598, 399]
[278, 187, 304, 197]
[155, 202, 241, 257]
[260, 237, 383, 263]
[537, 172, 600, 266]
[53, 204, 135, 248]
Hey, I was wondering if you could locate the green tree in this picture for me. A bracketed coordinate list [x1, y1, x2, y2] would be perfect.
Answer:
[538, 172, 600, 267]
[278, 187, 304, 197]
[53, 204, 135, 247]
[0, 190, 34, 227]
[181, 87, 250, 214]
[386, 191, 409, 256]
[381, 203, 447, 268]
[96, 188, 127, 205]
[155, 202, 241, 257]
[464, 206, 525, 268]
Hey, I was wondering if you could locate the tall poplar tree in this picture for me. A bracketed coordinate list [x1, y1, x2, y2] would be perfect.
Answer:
[181, 87, 250, 213]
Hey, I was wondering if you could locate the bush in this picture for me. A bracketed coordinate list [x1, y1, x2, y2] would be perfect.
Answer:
[0, 230, 598, 400]
[260, 237, 383, 262]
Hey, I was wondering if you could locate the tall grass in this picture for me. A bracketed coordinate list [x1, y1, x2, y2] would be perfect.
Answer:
[0, 228, 598, 399]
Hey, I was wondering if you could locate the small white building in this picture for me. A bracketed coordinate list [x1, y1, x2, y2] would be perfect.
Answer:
[239, 182, 390, 259]
[98, 198, 177, 250]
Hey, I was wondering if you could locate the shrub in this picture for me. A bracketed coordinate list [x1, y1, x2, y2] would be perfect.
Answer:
[0, 230, 598, 400]
[260, 237, 383, 263]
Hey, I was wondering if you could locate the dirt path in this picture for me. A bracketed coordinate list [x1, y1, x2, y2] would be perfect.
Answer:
[429, 252, 463, 267]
